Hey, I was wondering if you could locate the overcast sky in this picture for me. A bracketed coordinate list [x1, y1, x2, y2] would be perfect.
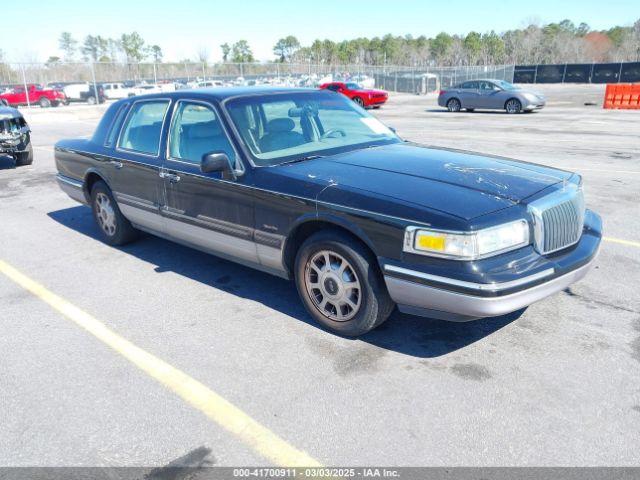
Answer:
[1, 0, 637, 62]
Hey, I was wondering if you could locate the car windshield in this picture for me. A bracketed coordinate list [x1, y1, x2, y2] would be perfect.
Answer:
[494, 80, 519, 90]
[225, 91, 401, 166]
[345, 83, 362, 90]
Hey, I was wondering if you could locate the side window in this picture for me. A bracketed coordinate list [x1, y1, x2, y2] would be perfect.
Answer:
[479, 81, 496, 91]
[105, 104, 130, 147]
[169, 101, 236, 165]
[461, 81, 479, 89]
[118, 100, 169, 155]
[326, 84, 340, 92]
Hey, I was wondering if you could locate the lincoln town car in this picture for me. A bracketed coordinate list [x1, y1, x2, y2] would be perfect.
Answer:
[55, 87, 601, 336]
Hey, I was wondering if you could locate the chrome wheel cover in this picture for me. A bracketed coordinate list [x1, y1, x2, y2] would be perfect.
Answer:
[304, 250, 362, 322]
[95, 192, 117, 236]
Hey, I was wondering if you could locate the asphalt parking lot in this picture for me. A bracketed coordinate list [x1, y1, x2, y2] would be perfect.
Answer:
[1, 84, 639, 468]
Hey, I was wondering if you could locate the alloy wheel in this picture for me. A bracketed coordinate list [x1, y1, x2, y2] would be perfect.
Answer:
[447, 98, 461, 112]
[95, 192, 117, 236]
[304, 250, 362, 322]
[506, 99, 521, 113]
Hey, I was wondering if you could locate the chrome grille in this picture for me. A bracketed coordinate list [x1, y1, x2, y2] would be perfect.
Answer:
[529, 185, 585, 255]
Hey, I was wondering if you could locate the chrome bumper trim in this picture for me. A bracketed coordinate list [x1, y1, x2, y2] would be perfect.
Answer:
[384, 250, 599, 320]
[383, 264, 555, 292]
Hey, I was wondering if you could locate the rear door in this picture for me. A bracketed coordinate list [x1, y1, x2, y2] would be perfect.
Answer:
[458, 81, 480, 108]
[110, 98, 171, 232]
[160, 99, 258, 264]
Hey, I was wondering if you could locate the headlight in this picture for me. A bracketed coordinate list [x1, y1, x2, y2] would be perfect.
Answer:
[404, 220, 529, 260]
[523, 93, 538, 102]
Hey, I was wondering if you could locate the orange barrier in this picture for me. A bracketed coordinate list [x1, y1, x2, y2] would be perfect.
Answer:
[603, 83, 640, 109]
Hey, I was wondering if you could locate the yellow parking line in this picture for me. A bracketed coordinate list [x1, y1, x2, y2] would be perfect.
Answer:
[0, 259, 321, 467]
[604, 236, 640, 248]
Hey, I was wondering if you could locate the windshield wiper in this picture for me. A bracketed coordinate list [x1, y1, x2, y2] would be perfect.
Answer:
[281, 154, 324, 165]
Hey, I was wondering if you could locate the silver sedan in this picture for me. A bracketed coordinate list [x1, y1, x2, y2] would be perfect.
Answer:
[438, 79, 546, 113]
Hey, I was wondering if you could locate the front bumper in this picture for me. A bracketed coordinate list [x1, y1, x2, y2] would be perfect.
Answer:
[383, 210, 601, 321]
[523, 98, 546, 110]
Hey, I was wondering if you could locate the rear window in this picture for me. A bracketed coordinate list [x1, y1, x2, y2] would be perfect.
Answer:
[105, 104, 130, 147]
[117, 100, 169, 155]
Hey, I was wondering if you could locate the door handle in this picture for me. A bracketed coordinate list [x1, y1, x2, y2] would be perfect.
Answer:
[159, 171, 180, 182]
[110, 160, 123, 169]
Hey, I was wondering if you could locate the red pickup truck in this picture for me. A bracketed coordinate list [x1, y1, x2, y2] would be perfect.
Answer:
[0, 84, 67, 108]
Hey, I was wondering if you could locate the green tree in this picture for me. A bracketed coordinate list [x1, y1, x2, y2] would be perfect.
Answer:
[430, 32, 453, 63]
[120, 32, 146, 63]
[273, 35, 300, 62]
[463, 31, 482, 64]
[59, 32, 77, 61]
[81, 35, 108, 62]
[147, 45, 163, 63]
[220, 43, 231, 62]
[231, 40, 254, 63]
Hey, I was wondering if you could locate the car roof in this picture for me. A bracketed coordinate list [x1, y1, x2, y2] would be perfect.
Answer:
[115, 86, 319, 104]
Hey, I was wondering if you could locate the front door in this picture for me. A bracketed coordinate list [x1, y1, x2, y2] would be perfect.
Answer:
[160, 99, 258, 264]
[477, 81, 503, 109]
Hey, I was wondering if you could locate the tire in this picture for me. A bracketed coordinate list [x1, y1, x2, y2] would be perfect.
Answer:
[505, 98, 522, 114]
[14, 140, 33, 166]
[38, 97, 51, 108]
[90, 180, 139, 246]
[353, 97, 365, 108]
[294, 230, 395, 336]
[0, 99, 8, 106]
[86, 96, 97, 105]
[466, 108, 475, 112]
[446, 98, 461, 112]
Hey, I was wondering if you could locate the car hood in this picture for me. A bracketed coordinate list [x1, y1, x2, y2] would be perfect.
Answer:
[278, 143, 573, 221]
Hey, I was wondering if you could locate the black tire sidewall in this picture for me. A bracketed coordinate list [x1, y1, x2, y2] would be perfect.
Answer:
[14, 138, 33, 166]
[294, 232, 392, 336]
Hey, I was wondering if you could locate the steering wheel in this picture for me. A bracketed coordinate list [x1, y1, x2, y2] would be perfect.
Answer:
[321, 129, 347, 140]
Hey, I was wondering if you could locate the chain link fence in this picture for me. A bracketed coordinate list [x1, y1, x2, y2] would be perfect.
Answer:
[0, 61, 516, 96]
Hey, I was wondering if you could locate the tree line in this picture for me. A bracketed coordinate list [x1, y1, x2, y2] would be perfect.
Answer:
[36, 19, 640, 67]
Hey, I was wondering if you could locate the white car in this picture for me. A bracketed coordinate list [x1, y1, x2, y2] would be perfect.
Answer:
[62, 83, 90, 102]
[102, 83, 134, 99]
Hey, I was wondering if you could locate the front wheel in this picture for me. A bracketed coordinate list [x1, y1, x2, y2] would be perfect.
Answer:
[353, 97, 365, 108]
[86, 96, 97, 105]
[39, 97, 51, 108]
[505, 98, 522, 114]
[90, 181, 139, 245]
[294, 230, 394, 336]
[14, 141, 33, 166]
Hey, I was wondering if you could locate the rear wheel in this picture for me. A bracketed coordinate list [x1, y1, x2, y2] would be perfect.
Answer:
[90, 181, 139, 245]
[505, 98, 522, 114]
[353, 97, 365, 108]
[447, 98, 461, 112]
[294, 230, 394, 336]
[38, 97, 51, 108]
[86, 95, 97, 105]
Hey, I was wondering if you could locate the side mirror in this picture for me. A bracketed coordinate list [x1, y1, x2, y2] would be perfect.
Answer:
[201, 152, 232, 176]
